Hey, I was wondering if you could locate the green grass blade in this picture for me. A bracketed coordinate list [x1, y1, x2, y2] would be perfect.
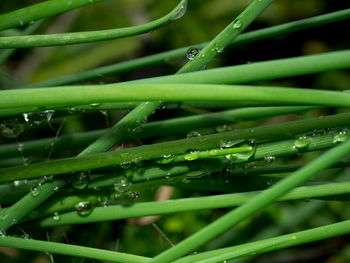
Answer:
[149, 137, 350, 262]
[0, 20, 43, 64]
[174, 219, 350, 263]
[0, 112, 349, 183]
[0, 236, 148, 263]
[0, 0, 187, 48]
[36, 181, 350, 227]
[2, 84, 350, 109]
[0, 0, 105, 31]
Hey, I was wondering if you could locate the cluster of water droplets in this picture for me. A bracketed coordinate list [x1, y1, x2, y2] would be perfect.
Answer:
[23, 110, 54, 127]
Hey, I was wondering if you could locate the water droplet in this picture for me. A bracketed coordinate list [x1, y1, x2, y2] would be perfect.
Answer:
[132, 156, 142, 164]
[0, 119, 25, 138]
[293, 136, 310, 150]
[129, 191, 139, 200]
[333, 130, 349, 143]
[53, 212, 60, 221]
[11, 218, 17, 225]
[75, 201, 94, 216]
[114, 177, 132, 194]
[215, 124, 230, 133]
[233, 19, 242, 29]
[17, 143, 24, 152]
[184, 151, 199, 161]
[72, 171, 89, 190]
[220, 140, 241, 149]
[23, 110, 54, 127]
[120, 161, 132, 169]
[13, 180, 21, 187]
[0, 228, 6, 237]
[187, 131, 201, 138]
[224, 143, 255, 163]
[187, 48, 199, 60]
[31, 185, 41, 197]
[21, 234, 31, 242]
[156, 154, 175, 164]
[184, 170, 210, 179]
[171, 0, 187, 20]
[209, 149, 220, 156]
[89, 103, 101, 107]
[53, 186, 60, 192]
[264, 155, 275, 164]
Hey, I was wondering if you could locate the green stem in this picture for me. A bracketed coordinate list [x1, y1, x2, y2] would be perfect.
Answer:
[0, 236, 148, 263]
[0, 112, 349, 183]
[0, 0, 105, 31]
[36, 181, 350, 227]
[174, 219, 350, 263]
[0, 20, 43, 64]
[2, 84, 350, 109]
[23, 8, 350, 88]
[0, 0, 187, 48]
[149, 139, 350, 262]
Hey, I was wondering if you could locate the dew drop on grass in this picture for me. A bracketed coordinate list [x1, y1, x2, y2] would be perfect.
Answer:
[171, 0, 187, 20]
[21, 233, 30, 239]
[220, 140, 241, 149]
[31, 185, 41, 197]
[187, 48, 199, 60]
[53, 212, 60, 221]
[233, 19, 242, 29]
[187, 131, 201, 138]
[120, 161, 132, 169]
[72, 171, 89, 190]
[23, 110, 54, 127]
[184, 150, 199, 161]
[129, 191, 140, 200]
[0, 228, 6, 237]
[264, 155, 275, 164]
[293, 136, 310, 150]
[114, 176, 132, 194]
[0, 119, 25, 138]
[75, 201, 94, 216]
[333, 130, 349, 143]
[156, 154, 175, 164]
[17, 143, 24, 152]
[89, 103, 101, 107]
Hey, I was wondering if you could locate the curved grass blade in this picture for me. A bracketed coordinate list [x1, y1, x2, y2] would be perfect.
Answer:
[0, 0, 187, 48]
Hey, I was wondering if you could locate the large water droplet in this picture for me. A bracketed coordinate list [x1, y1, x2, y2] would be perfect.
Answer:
[72, 171, 89, 190]
[293, 136, 310, 150]
[171, 0, 187, 20]
[31, 185, 41, 197]
[0, 119, 25, 138]
[23, 110, 54, 127]
[75, 201, 94, 216]
[187, 48, 199, 60]
[114, 176, 132, 195]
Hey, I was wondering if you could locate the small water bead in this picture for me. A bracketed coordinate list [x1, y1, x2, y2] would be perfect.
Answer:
[0, 228, 6, 237]
[187, 131, 201, 138]
[333, 130, 349, 143]
[11, 219, 18, 225]
[75, 201, 94, 216]
[184, 151, 199, 161]
[21, 233, 30, 239]
[114, 177, 132, 194]
[31, 185, 41, 197]
[264, 155, 275, 164]
[72, 171, 89, 190]
[233, 19, 242, 29]
[220, 140, 241, 149]
[293, 136, 311, 150]
[187, 48, 199, 60]
[156, 154, 175, 164]
[89, 103, 101, 107]
[171, 0, 187, 20]
[184, 170, 210, 179]
[0, 119, 25, 138]
[129, 191, 140, 200]
[132, 156, 143, 164]
[53, 212, 60, 221]
[53, 186, 60, 192]
[23, 110, 54, 127]
[120, 161, 132, 169]
[215, 124, 230, 133]
[17, 143, 24, 152]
